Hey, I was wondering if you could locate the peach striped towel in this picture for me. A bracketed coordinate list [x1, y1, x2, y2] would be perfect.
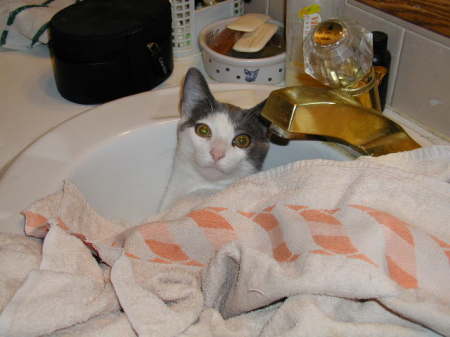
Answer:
[2, 145, 449, 337]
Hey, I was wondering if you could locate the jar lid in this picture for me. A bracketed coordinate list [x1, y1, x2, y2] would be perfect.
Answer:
[50, 0, 170, 40]
[49, 0, 171, 62]
[304, 19, 373, 88]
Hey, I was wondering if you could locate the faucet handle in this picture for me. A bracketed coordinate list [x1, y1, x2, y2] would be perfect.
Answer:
[304, 19, 373, 89]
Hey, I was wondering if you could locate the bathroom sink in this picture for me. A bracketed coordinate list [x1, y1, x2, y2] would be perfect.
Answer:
[0, 83, 357, 233]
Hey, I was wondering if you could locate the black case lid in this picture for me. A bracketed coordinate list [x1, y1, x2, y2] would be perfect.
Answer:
[49, 0, 171, 62]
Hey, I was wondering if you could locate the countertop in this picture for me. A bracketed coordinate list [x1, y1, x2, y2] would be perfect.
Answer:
[0, 45, 204, 175]
[1, 45, 88, 173]
[0, 44, 448, 177]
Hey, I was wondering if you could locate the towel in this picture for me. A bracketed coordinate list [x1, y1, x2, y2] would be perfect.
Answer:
[0, 0, 77, 50]
[0, 233, 41, 313]
[0, 145, 449, 337]
[46, 312, 136, 337]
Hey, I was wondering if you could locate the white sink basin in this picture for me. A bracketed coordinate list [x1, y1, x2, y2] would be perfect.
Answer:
[0, 83, 356, 233]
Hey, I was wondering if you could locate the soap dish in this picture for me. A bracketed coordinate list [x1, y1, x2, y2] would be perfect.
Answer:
[199, 17, 286, 84]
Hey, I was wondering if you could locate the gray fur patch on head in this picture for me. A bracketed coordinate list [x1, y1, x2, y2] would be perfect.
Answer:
[227, 101, 270, 170]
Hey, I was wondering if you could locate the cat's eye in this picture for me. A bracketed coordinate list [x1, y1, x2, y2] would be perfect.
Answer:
[232, 134, 251, 148]
[195, 123, 211, 138]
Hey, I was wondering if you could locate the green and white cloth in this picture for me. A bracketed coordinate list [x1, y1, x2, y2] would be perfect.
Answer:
[0, 0, 79, 50]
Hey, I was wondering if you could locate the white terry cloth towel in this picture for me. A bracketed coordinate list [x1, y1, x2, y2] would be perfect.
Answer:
[0, 0, 76, 50]
[0, 224, 121, 337]
[0, 233, 41, 313]
[45, 312, 137, 337]
[10, 145, 450, 337]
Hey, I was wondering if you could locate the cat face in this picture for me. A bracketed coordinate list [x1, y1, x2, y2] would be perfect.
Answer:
[177, 68, 269, 181]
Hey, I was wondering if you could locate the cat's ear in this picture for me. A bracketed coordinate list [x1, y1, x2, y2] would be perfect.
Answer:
[180, 68, 216, 119]
[249, 99, 267, 113]
[245, 99, 270, 129]
[246, 99, 267, 120]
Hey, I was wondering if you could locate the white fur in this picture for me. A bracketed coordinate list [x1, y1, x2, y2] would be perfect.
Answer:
[159, 112, 256, 211]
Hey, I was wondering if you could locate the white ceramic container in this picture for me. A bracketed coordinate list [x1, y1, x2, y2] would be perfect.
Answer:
[199, 18, 286, 84]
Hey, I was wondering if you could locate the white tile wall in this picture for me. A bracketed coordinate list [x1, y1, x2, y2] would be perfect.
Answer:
[244, 0, 268, 15]
[244, 0, 450, 139]
[391, 31, 450, 138]
[267, 0, 285, 23]
[345, 0, 450, 139]
[244, 0, 284, 22]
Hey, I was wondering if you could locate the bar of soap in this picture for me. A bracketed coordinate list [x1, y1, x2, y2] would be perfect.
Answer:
[227, 13, 270, 32]
[209, 28, 244, 55]
[232, 23, 278, 53]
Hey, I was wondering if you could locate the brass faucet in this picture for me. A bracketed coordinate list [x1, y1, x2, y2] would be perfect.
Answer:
[260, 86, 421, 156]
[261, 19, 420, 157]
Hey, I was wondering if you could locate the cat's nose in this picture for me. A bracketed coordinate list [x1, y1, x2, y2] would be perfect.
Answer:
[210, 148, 225, 161]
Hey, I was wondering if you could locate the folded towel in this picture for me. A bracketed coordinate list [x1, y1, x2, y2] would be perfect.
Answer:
[0, 224, 121, 337]
[0, 233, 41, 312]
[1, 145, 449, 336]
[0, 0, 76, 50]
[47, 312, 137, 337]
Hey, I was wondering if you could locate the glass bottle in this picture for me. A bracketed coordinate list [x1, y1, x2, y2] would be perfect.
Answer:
[285, 0, 339, 87]
[303, 19, 384, 112]
[303, 19, 373, 89]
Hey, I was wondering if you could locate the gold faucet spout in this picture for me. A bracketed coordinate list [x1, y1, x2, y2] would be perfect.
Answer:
[261, 86, 421, 156]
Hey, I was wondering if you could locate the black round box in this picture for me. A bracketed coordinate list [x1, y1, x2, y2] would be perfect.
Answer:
[49, 0, 173, 104]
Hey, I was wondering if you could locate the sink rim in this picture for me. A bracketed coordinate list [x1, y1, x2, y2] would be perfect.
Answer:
[0, 82, 358, 233]
[0, 83, 277, 233]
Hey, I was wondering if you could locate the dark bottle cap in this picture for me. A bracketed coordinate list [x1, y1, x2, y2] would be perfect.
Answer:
[372, 31, 388, 52]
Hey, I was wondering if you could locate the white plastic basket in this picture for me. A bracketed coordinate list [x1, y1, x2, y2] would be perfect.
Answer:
[170, 0, 244, 58]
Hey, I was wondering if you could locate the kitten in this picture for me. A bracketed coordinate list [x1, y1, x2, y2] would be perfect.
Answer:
[159, 68, 270, 211]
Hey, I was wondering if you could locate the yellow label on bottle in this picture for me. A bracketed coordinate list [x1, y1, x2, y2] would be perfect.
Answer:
[298, 4, 321, 19]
